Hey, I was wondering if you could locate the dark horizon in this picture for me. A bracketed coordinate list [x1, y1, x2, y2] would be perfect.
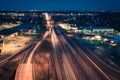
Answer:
[0, 9, 120, 12]
[0, 0, 120, 11]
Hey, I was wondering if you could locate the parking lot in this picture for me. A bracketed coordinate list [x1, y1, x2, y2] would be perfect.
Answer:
[1, 36, 33, 55]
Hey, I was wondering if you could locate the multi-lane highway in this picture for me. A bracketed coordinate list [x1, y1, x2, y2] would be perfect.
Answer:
[52, 26, 120, 80]
[52, 29, 76, 80]
[0, 30, 52, 80]
[0, 44, 34, 67]
[15, 31, 50, 80]
[0, 13, 120, 80]
[71, 36, 120, 80]
[53, 27, 107, 80]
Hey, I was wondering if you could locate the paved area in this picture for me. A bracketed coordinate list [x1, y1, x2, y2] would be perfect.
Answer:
[15, 63, 33, 80]
[0, 24, 20, 30]
[1, 36, 33, 55]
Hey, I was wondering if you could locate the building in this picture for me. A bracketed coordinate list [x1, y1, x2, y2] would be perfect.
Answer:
[92, 27, 114, 33]
[70, 27, 78, 33]
[0, 24, 38, 36]
[59, 23, 71, 30]
[77, 27, 92, 34]
[0, 29, 18, 39]
[77, 26, 114, 34]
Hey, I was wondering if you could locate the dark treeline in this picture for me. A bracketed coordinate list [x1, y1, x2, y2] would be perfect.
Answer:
[0, 11, 120, 31]
[53, 11, 120, 31]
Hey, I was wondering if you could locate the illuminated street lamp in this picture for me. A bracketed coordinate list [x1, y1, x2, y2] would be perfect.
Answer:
[20, 29, 23, 35]
[95, 35, 102, 40]
[34, 29, 36, 33]
[103, 38, 109, 42]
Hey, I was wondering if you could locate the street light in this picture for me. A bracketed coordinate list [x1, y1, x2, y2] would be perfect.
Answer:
[20, 29, 23, 36]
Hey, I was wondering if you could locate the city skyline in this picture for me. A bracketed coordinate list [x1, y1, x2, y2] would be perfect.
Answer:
[0, 0, 120, 11]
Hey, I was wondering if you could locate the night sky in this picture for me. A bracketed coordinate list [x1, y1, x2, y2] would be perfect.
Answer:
[0, 0, 120, 11]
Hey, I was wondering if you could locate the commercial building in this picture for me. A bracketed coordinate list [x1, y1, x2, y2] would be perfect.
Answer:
[92, 27, 114, 33]
[77, 26, 114, 34]
[0, 24, 37, 49]
[0, 29, 18, 39]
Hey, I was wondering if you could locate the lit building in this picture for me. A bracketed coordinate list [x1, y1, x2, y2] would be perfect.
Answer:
[70, 27, 78, 33]
[77, 26, 114, 34]
[59, 23, 71, 30]
[92, 27, 114, 33]
[0, 29, 18, 39]
[77, 27, 92, 34]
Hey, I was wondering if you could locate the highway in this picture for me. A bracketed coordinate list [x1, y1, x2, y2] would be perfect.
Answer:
[15, 31, 50, 80]
[53, 26, 120, 80]
[0, 43, 35, 80]
[71, 38, 120, 80]
[0, 44, 34, 67]
[0, 13, 120, 80]
[52, 29, 76, 80]
[45, 13, 120, 80]
[55, 27, 105, 80]
[71, 36, 120, 80]
[0, 26, 119, 80]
